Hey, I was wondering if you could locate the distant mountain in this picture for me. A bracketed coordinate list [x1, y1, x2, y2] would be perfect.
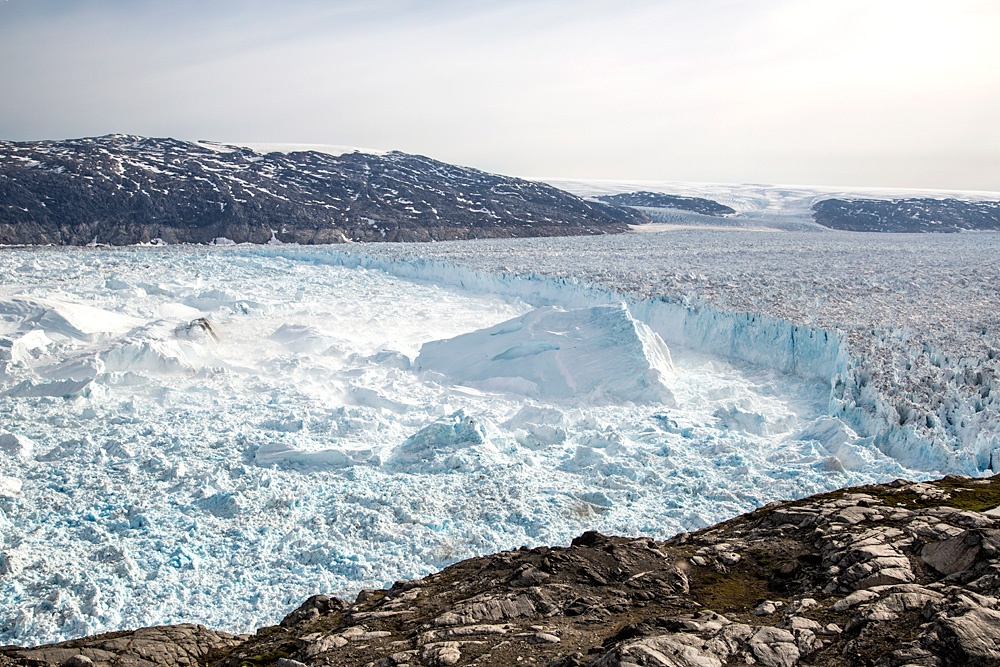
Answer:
[0, 135, 645, 245]
[813, 198, 1000, 233]
[594, 191, 736, 217]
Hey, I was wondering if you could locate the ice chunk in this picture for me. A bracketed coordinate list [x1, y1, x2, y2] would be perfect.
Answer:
[40, 356, 104, 381]
[0, 551, 22, 575]
[0, 330, 53, 364]
[563, 445, 608, 470]
[796, 417, 879, 471]
[387, 410, 509, 473]
[269, 324, 344, 355]
[183, 288, 241, 311]
[0, 476, 22, 497]
[104, 277, 132, 290]
[0, 297, 142, 341]
[0, 433, 34, 459]
[254, 441, 362, 469]
[99, 341, 191, 374]
[3, 378, 93, 398]
[157, 303, 202, 319]
[713, 406, 793, 436]
[368, 349, 412, 370]
[416, 305, 675, 405]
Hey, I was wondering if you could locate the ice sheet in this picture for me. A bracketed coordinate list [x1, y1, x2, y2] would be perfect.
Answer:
[0, 246, 921, 645]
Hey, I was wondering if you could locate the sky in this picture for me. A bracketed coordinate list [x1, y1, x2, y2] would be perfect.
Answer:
[1, 0, 998, 191]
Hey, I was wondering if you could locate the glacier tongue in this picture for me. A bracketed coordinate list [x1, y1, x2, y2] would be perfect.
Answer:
[416, 304, 676, 406]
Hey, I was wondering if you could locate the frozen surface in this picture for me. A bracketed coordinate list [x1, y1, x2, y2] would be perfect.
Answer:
[361, 229, 1000, 477]
[0, 245, 917, 645]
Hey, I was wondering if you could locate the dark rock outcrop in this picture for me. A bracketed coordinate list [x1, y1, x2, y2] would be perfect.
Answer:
[594, 191, 736, 217]
[812, 198, 1000, 233]
[6, 475, 1000, 666]
[0, 135, 645, 245]
[3, 624, 242, 667]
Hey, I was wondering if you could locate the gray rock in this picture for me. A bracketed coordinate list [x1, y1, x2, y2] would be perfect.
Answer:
[13, 624, 242, 667]
[0, 136, 641, 246]
[421, 642, 462, 666]
[717, 552, 741, 566]
[753, 601, 782, 616]
[922, 606, 1000, 664]
[511, 566, 551, 587]
[281, 594, 346, 627]
[62, 657, 94, 667]
[588, 632, 723, 667]
[747, 627, 799, 667]
[922, 530, 1000, 576]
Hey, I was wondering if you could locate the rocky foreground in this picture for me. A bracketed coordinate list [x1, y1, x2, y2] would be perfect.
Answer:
[6, 475, 1000, 667]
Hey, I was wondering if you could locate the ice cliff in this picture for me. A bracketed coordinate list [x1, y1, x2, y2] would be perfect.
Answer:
[255, 246, 998, 478]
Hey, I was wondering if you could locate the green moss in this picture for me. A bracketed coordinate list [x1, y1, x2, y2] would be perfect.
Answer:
[938, 481, 1000, 512]
[237, 645, 294, 667]
[694, 570, 770, 612]
[774, 476, 1000, 514]
[864, 481, 1000, 512]
[253, 625, 282, 638]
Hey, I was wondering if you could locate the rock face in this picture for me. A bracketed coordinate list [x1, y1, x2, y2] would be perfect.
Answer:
[7, 475, 1000, 666]
[594, 191, 736, 217]
[3, 624, 242, 667]
[0, 135, 644, 245]
[812, 198, 1000, 233]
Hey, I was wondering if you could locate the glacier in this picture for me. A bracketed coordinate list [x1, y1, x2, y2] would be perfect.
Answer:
[0, 241, 988, 646]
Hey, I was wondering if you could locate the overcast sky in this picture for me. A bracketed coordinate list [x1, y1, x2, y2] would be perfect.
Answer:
[2, 0, 998, 190]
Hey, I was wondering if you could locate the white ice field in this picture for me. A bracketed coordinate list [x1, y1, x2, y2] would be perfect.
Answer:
[0, 245, 934, 645]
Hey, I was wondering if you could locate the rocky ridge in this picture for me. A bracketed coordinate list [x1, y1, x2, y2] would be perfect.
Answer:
[812, 199, 1000, 233]
[7, 475, 1000, 667]
[593, 192, 737, 218]
[0, 136, 644, 245]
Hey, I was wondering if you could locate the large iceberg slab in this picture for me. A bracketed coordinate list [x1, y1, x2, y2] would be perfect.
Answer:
[416, 304, 676, 406]
[0, 297, 142, 341]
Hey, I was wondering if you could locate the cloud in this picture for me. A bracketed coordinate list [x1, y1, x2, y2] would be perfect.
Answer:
[1, 0, 998, 189]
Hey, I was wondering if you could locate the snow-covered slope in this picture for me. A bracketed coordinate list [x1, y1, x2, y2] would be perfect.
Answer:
[0, 135, 643, 246]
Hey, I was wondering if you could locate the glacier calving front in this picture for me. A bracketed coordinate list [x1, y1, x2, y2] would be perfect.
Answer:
[0, 244, 985, 647]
